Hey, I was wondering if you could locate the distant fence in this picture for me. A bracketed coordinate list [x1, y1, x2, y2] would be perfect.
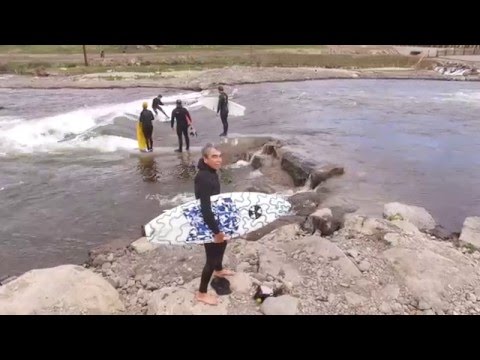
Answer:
[436, 47, 480, 56]
[403, 45, 480, 57]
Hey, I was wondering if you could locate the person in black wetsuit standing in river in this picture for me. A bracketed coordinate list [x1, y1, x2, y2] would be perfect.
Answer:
[170, 99, 192, 153]
[139, 101, 154, 152]
[217, 86, 229, 137]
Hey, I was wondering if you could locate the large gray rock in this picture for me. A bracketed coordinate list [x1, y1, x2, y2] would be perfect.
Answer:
[390, 220, 422, 237]
[0, 265, 125, 315]
[344, 215, 399, 236]
[260, 295, 299, 315]
[383, 202, 436, 231]
[459, 217, 480, 248]
[383, 246, 475, 309]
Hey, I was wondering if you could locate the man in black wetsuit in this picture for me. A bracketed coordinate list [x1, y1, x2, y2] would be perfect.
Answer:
[217, 86, 229, 137]
[152, 94, 169, 119]
[194, 143, 234, 305]
[139, 101, 155, 152]
[170, 99, 192, 153]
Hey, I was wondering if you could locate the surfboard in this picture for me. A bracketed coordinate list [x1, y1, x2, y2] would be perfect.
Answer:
[136, 123, 147, 151]
[196, 97, 246, 117]
[144, 192, 291, 245]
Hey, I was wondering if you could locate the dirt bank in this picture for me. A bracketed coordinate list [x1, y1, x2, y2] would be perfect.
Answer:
[1, 66, 479, 91]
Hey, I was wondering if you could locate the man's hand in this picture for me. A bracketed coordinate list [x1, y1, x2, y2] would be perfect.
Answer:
[213, 232, 228, 243]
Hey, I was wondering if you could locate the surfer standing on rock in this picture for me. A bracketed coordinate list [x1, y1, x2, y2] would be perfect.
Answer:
[194, 143, 235, 305]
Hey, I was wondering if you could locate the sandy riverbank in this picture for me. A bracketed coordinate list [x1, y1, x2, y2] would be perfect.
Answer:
[1, 66, 479, 91]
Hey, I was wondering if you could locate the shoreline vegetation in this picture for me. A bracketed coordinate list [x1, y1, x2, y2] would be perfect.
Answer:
[0, 45, 479, 90]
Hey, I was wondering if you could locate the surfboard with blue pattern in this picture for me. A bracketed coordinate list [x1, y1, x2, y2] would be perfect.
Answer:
[144, 192, 291, 245]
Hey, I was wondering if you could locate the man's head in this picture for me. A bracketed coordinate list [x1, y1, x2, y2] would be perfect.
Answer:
[176, 99, 182, 108]
[202, 143, 222, 170]
[218, 86, 224, 93]
[157, 94, 162, 99]
[142, 102, 148, 109]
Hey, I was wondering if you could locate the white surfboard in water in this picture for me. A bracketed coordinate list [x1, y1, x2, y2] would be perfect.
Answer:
[144, 192, 291, 245]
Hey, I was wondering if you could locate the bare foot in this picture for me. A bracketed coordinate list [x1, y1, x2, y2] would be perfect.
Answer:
[213, 269, 235, 278]
[195, 292, 218, 305]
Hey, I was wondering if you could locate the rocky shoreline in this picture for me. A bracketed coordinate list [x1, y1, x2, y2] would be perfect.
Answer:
[1, 137, 479, 315]
[1, 66, 480, 91]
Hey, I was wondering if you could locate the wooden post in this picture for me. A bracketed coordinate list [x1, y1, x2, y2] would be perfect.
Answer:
[82, 45, 88, 66]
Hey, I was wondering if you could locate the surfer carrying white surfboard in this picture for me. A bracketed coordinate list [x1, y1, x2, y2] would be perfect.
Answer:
[194, 143, 234, 305]
[217, 86, 229, 137]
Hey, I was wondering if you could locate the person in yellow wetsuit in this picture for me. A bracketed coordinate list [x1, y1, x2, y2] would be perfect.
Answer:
[139, 102, 155, 152]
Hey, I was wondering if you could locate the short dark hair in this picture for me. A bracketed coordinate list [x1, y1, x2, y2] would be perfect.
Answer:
[218, 86, 224, 91]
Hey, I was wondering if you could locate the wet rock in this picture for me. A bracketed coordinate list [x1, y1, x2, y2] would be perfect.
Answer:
[280, 150, 317, 187]
[309, 164, 344, 189]
[302, 208, 338, 236]
[250, 154, 270, 170]
[427, 225, 454, 241]
[262, 142, 280, 158]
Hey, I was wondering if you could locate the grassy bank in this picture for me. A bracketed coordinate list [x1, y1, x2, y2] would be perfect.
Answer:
[0, 45, 437, 78]
[0, 48, 435, 76]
